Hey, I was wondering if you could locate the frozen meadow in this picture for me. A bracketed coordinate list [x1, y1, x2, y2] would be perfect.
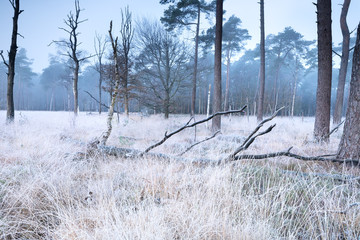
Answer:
[0, 111, 359, 239]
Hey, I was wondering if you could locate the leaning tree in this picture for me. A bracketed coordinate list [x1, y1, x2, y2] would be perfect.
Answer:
[0, 0, 23, 123]
[333, 0, 351, 124]
[337, 23, 360, 160]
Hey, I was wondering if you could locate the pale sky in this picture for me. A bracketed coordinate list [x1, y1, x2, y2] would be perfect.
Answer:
[0, 0, 359, 73]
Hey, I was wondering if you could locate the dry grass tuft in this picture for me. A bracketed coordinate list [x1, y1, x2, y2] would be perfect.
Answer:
[0, 111, 359, 239]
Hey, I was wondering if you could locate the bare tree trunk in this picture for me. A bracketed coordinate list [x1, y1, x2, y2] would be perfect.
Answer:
[337, 23, 360, 160]
[206, 84, 211, 129]
[333, 0, 351, 124]
[99, 66, 102, 114]
[101, 21, 121, 146]
[257, 0, 265, 122]
[291, 59, 299, 117]
[224, 48, 231, 111]
[314, 0, 332, 142]
[0, 0, 23, 123]
[73, 61, 79, 115]
[164, 93, 170, 119]
[120, 7, 133, 118]
[291, 74, 298, 117]
[211, 0, 223, 132]
[191, 4, 201, 117]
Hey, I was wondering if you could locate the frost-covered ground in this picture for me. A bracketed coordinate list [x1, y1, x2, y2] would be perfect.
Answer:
[0, 111, 359, 239]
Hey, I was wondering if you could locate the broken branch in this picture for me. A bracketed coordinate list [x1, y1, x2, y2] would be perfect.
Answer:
[178, 130, 220, 156]
[230, 147, 360, 165]
[142, 105, 247, 154]
[83, 90, 118, 113]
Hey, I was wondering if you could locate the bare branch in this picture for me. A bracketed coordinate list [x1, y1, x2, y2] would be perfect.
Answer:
[84, 90, 118, 113]
[325, 119, 345, 139]
[17, 32, 24, 39]
[332, 49, 342, 58]
[142, 106, 247, 154]
[178, 130, 220, 156]
[0, 50, 9, 68]
[224, 124, 276, 162]
[230, 147, 360, 165]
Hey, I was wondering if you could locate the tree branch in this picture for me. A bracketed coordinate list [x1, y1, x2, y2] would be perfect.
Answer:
[0, 50, 9, 68]
[230, 147, 360, 165]
[84, 90, 118, 113]
[325, 120, 345, 139]
[142, 105, 247, 154]
[332, 49, 342, 58]
[178, 130, 220, 156]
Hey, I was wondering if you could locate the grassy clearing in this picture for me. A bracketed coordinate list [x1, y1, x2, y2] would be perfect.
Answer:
[0, 111, 359, 239]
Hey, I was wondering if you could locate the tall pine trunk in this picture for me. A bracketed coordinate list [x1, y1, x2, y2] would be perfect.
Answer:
[333, 0, 351, 124]
[191, 4, 201, 116]
[337, 23, 360, 160]
[314, 0, 332, 142]
[212, 0, 223, 132]
[257, 0, 265, 122]
[224, 48, 231, 111]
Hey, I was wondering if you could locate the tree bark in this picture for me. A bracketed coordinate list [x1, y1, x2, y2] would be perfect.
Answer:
[3, 0, 22, 123]
[337, 23, 360, 160]
[257, 0, 265, 122]
[101, 21, 120, 146]
[333, 0, 351, 124]
[211, 0, 223, 132]
[224, 48, 231, 111]
[73, 60, 79, 115]
[314, 0, 332, 142]
[191, 4, 201, 116]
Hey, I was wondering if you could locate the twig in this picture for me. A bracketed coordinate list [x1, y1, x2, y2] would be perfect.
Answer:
[178, 130, 220, 156]
[84, 90, 118, 113]
[224, 107, 284, 162]
[325, 120, 345, 139]
[0, 50, 9, 68]
[142, 105, 247, 154]
[332, 49, 342, 58]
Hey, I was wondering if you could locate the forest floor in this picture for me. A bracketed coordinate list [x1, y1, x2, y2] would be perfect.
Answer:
[0, 111, 359, 239]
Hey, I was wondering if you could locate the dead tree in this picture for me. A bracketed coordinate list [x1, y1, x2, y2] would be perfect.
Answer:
[333, 0, 351, 124]
[314, 0, 332, 142]
[51, 0, 92, 116]
[94, 33, 107, 114]
[337, 23, 360, 160]
[101, 21, 121, 146]
[0, 0, 23, 123]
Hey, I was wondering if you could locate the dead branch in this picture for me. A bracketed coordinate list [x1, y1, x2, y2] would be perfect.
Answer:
[0, 50, 9, 68]
[325, 119, 345, 138]
[84, 90, 119, 113]
[224, 107, 284, 162]
[332, 49, 342, 58]
[142, 105, 247, 154]
[178, 130, 220, 156]
[230, 147, 360, 165]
